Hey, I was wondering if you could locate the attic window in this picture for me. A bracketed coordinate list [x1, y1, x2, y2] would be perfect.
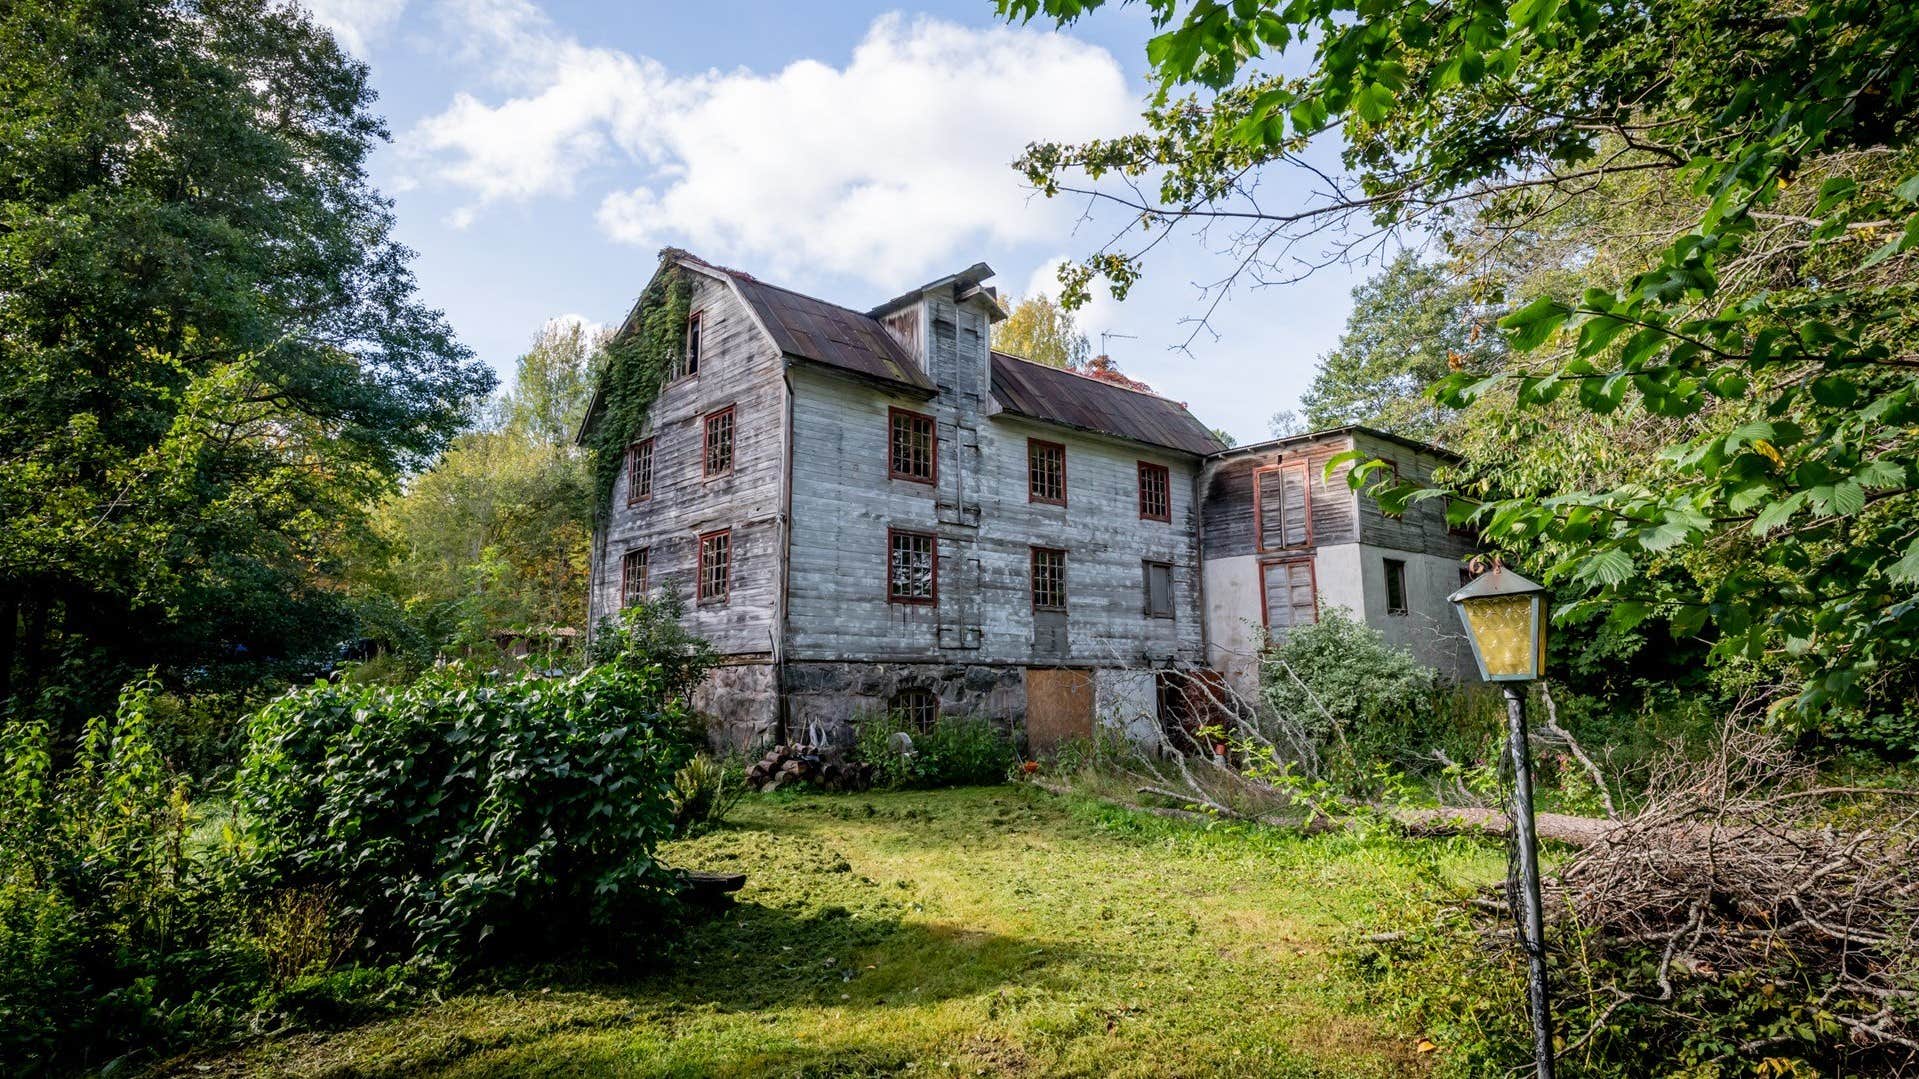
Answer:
[1137, 461, 1170, 522]
[675, 311, 703, 379]
[1027, 439, 1066, 505]
[889, 408, 936, 483]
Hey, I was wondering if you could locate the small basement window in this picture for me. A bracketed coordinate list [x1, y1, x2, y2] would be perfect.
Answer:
[698, 528, 731, 604]
[1143, 560, 1174, 619]
[621, 547, 648, 607]
[1137, 461, 1171, 522]
[1031, 546, 1067, 610]
[1384, 557, 1409, 615]
[889, 408, 936, 483]
[887, 528, 937, 604]
[891, 687, 939, 733]
[1027, 439, 1066, 505]
[703, 406, 734, 477]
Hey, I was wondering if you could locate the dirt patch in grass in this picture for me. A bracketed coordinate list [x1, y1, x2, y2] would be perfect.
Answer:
[159, 786, 1501, 1078]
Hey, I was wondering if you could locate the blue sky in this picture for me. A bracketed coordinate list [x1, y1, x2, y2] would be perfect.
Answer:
[310, 0, 1386, 444]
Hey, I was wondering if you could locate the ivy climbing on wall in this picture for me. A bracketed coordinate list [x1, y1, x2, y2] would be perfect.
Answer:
[587, 260, 692, 510]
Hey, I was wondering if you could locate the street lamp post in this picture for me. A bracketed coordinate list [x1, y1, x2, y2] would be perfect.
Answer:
[1448, 565, 1555, 1079]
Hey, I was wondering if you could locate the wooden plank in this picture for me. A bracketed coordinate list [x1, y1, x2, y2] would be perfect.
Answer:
[1024, 667, 1094, 752]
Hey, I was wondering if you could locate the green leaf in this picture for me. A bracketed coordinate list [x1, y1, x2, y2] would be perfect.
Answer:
[1575, 548, 1635, 588]
[1500, 295, 1574, 350]
[1890, 540, 1919, 584]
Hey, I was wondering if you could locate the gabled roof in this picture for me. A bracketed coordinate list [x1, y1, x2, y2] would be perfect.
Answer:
[1212, 424, 1459, 463]
[990, 351, 1227, 458]
[585, 249, 1224, 456]
[674, 250, 935, 394]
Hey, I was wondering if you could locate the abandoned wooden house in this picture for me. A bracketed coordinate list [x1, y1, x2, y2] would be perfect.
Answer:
[581, 250, 1476, 748]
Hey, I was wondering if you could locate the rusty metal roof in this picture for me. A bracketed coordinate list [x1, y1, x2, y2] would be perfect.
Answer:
[717, 269, 937, 394]
[989, 352, 1226, 458]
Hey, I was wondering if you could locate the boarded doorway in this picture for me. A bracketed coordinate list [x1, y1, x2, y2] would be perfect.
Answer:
[1025, 667, 1093, 753]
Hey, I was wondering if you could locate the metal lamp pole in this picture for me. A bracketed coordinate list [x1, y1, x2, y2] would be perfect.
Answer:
[1504, 683, 1555, 1079]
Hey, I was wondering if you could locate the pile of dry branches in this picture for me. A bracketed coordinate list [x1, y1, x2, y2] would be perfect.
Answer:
[1542, 727, 1919, 1062]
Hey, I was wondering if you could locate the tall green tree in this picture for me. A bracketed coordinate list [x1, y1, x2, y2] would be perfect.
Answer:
[1301, 252, 1501, 440]
[999, 0, 1919, 723]
[991, 293, 1092, 369]
[0, 0, 491, 724]
[368, 321, 601, 652]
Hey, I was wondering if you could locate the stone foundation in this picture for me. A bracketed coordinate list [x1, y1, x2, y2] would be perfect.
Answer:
[691, 660, 779, 750]
[782, 660, 1026, 746]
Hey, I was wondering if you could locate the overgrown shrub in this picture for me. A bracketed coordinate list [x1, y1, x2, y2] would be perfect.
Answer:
[1261, 608, 1436, 748]
[235, 658, 694, 965]
[669, 754, 745, 836]
[855, 711, 1017, 788]
[0, 677, 261, 1073]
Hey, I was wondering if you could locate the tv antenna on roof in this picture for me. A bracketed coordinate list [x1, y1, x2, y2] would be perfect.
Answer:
[1099, 331, 1137, 355]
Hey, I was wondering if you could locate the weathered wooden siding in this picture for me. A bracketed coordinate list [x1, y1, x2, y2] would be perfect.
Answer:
[1199, 434, 1357, 559]
[784, 290, 1205, 669]
[588, 266, 786, 658]
[1350, 430, 1479, 561]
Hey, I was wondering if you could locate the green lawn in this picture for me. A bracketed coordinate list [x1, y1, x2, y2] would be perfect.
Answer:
[169, 786, 1503, 1078]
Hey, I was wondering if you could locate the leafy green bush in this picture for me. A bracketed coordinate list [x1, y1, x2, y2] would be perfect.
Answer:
[236, 659, 694, 965]
[0, 676, 262, 1073]
[1261, 608, 1437, 746]
[669, 754, 745, 836]
[855, 711, 1017, 789]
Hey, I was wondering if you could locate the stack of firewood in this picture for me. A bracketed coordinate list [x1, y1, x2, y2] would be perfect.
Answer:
[745, 744, 874, 793]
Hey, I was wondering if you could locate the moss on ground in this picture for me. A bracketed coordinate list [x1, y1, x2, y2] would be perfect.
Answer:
[161, 786, 1503, 1078]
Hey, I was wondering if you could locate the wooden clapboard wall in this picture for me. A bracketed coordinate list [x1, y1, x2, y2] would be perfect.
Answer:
[1200, 433, 1358, 559]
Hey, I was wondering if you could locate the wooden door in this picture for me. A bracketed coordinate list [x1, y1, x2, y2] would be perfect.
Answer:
[1025, 667, 1094, 753]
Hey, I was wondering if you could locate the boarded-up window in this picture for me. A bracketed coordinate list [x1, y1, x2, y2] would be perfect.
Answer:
[703, 406, 734, 476]
[621, 547, 648, 607]
[1385, 558, 1409, 615]
[1261, 558, 1317, 636]
[891, 687, 939, 733]
[1031, 546, 1067, 610]
[1028, 439, 1066, 505]
[889, 408, 936, 483]
[626, 438, 653, 504]
[675, 310, 703, 379]
[1137, 461, 1170, 521]
[1143, 560, 1174, 619]
[1255, 463, 1310, 550]
[697, 529, 730, 604]
[888, 529, 937, 604]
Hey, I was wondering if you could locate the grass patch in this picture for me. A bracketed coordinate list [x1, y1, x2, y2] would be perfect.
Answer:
[158, 786, 1503, 1077]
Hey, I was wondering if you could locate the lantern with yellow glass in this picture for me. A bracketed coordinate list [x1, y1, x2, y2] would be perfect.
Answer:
[1450, 563, 1556, 1078]
[1449, 564, 1548, 682]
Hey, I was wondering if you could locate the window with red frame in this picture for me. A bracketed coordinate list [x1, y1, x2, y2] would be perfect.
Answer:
[626, 438, 653, 504]
[888, 408, 936, 483]
[703, 406, 734, 476]
[697, 529, 730, 604]
[674, 311, 702, 379]
[1137, 461, 1170, 521]
[620, 547, 648, 607]
[1030, 546, 1066, 610]
[1027, 439, 1066, 504]
[887, 529, 937, 604]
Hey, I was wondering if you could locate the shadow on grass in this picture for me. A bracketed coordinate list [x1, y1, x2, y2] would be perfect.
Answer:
[621, 898, 1078, 1014]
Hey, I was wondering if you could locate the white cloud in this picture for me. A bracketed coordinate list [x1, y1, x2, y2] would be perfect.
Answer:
[298, 0, 407, 56]
[405, 7, 1136, 282]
